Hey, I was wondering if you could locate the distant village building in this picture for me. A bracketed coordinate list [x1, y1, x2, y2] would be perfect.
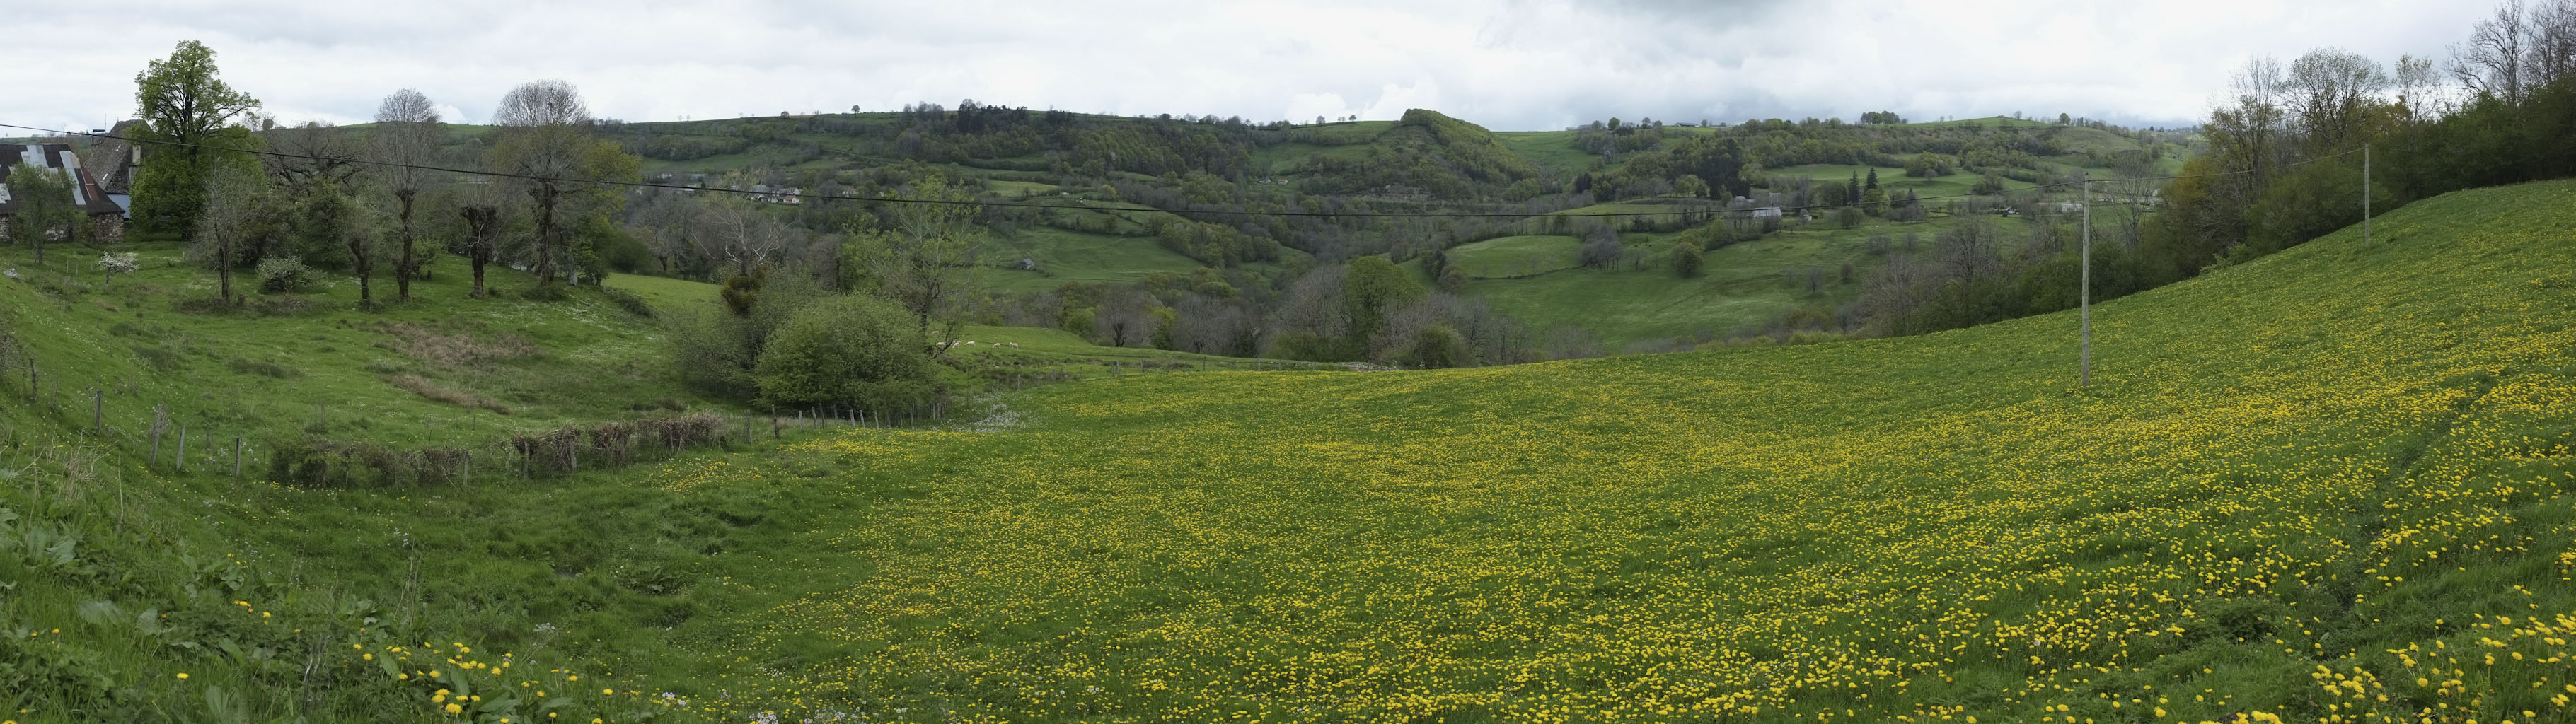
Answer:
[0, 142, 129, 242]
[1750, 207, 1783, 221]
[1015, 258, 1038, 271]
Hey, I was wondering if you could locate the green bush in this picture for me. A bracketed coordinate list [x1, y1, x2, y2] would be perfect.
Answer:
[752, 295, 941, 413]
[254, 257, 313, 293]
[602, 287, 657, 319]
[1669, 239, 1704, 278]
[1400, 325, 1473, 369]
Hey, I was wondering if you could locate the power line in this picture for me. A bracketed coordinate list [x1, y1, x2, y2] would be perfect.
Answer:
[0, 121, 2352, 223]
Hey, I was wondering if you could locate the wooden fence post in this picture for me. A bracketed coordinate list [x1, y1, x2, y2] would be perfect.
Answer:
[232, 437, 244, 479]
[175, 422, 187, 472]
[149, 404, 168, 466]
[93, 390, 103, 433]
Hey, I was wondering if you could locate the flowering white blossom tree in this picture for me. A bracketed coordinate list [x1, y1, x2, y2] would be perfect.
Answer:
[98, 252, 140, 289]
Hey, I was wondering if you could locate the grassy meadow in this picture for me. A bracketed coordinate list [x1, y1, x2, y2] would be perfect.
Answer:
[4, 178, 2570, 723]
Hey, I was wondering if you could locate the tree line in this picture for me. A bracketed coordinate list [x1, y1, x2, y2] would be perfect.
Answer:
[1816, 0, 2576, 341]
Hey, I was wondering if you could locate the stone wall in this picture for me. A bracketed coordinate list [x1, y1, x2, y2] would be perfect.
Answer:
[89, 214, 125, 243]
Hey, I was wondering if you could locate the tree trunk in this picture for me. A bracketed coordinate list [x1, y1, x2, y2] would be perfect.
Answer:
[395, 189, 416, 300]
[216, 233, 233, 304]
[461, 205, 496, 298]
[350, 237, 373, 303]
[533, 185, 559, 286]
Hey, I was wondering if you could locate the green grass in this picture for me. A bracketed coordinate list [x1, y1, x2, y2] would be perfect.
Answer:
[677, 180, 2574, 722]
[0, 247, 713, 455]
[4, 180, 2574, 723]
[604, 272, 722, 311]
[1447, 235, 1581, 276]
[1496, 130, 1605, 175]
[978, 226, 1220, 293]
[1460, 214, 2034, 348]
[1767, 163, 2045, 198]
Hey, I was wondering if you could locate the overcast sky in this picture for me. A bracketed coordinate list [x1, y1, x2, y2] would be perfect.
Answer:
[2, 0, 2478, 136]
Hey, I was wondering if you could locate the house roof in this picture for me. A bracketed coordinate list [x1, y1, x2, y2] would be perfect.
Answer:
[0, 143, 127, 216]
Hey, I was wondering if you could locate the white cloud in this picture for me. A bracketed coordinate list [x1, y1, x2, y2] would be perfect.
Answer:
[0, 0, 2489, 137]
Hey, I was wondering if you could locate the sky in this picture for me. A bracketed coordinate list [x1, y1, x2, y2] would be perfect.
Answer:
[0, 0, 2480, 135]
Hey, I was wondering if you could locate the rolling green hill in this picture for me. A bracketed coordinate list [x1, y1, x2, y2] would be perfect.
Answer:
[4, 178, 2570, 722]
[391, 109, 2188, 351]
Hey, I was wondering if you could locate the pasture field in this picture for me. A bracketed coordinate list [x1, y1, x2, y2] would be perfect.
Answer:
[979, 226, 1215, 292]
[1449, 235, 1583, 276]
[1461, 214, 2045, 348]
[1766, 163, 2044, 199]
[0, 244, 710, 453]
[658, 179, 2576, 722]
[1, 180, 2571, 724]
[1496, 130, 1606, 175]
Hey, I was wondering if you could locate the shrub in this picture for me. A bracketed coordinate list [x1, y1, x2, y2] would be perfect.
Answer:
[170, 295, 236, 315]
[228, 358, 301, 378]
[753, 295, 942, 413]
[255, 257, 314, 293]
[1669, 239, 1704, 278]
[603, 287, 657, 319]
[131, 345, 185, 373]
[1400, 325, 1473, 369]
[383, 373, 512, 414]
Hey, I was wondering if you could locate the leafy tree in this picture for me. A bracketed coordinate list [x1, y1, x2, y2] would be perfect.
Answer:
[191, 162, 270, 303]
[752, 295, 940, 413]
[1342, 255, 1423, 344]
[1669, 238, 1704, 278]
[853, 174, 983, 353]
[1675, 174, 1711, 198]
[130, 40, 261, 241]
[373, 88, 442, 300]
[489, 81, 637, 286]
[1060, 306, 1096, 338]
[1438, 264, 1469, 294]
[1971, 172, 2008, 195]
[1401, 324, 1472, 369]
[4, 163, 76, 263]
[720, 265, 766, 316]
[295, 184, 383, 303]
[1576, 227, 1624, 268]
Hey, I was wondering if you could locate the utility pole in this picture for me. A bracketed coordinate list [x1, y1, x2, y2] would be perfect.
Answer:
[2081, 179, 2091, 388]
[2363, 144, 2372, 247]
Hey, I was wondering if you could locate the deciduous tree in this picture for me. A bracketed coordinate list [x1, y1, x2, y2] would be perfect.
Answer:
[131, 40, 261, 240]
[192, 162, 268, 303]
[4, 163, 76, 263]
[374, 88, 442, 300]
[490, 80, 635, 286]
